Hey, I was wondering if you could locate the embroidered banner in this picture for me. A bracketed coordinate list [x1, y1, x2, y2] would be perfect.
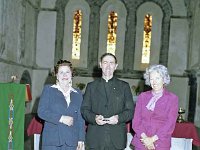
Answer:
[0, 83, 26, 150]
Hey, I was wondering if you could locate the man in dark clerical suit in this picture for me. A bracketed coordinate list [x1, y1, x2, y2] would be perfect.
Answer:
[81, 53, 134, 150]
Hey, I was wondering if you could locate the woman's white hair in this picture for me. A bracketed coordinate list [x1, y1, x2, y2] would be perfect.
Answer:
[143, 64, 170, 86]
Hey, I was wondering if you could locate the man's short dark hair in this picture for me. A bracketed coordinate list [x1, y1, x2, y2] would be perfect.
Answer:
[100, 53, 117, 63]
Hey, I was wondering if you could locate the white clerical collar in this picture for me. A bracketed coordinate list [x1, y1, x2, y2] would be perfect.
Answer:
[102, 76, 113, 82]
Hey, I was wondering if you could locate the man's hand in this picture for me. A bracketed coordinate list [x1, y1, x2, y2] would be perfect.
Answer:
[106, 115, 118, 125]
[95, 115, 107, 125]
[60, 116, 73, 126]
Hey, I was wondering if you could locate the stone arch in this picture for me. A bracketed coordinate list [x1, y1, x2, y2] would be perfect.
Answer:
[20, 70, 31, 86]
[124, 0, 172, 71]
[134, 2, 163, 70]
[62, 0, 90, 68]
[98, 0, 127, 69]
[20, 70, 32, 113]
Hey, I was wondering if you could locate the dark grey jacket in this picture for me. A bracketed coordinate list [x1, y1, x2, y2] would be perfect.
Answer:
[81, 77, 134, 149]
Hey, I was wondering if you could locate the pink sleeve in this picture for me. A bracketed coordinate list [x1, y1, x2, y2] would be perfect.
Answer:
[132, 93, 146, 138]
[155, 95, 179, 139]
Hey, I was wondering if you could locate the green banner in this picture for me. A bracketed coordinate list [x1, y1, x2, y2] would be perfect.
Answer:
[0, 83, 25, 150]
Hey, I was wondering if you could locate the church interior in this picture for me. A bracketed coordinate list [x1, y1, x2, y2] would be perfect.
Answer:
[0, 0, 200, 149]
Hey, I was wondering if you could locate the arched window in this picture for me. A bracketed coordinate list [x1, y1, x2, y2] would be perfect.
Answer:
[134, 2, 163, 70]
[63, 0, 90, 68]
[99, 0, 127, 69]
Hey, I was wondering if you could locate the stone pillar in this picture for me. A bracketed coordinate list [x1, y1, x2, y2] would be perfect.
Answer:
[87, 5, 101, 73]
[0, 0, 6, 55]
[196, 70, 200, 124]
[36, 11, 57, 68]
[187, 70, 198, 122]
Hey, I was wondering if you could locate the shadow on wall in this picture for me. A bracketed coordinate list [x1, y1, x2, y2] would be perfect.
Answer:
[132, 79, 152, 95]
[32, 72, 57, 114]
[45, 72, 56, 85]
[92, 65, 102, 78]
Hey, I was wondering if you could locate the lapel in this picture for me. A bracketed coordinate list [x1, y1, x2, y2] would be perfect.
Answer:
[96, 77, 117, 106]
[107, 77, 117, 105]
[64, 91, 78, 114]
[53, 87, 78, 109]
[95, 78, 107, 99]
[69, 90, 77, 107]
[158, 88, 169, 104]
[54, 87, 68, 107]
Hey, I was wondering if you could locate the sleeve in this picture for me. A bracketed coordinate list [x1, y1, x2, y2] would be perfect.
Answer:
[81, 83, 97, 125]
[132, 93, 146, 138]
[37, 85, 62, 124]
[77, 91, 86, 141]
[118, 83, 134, 123]
[155, 95, 179, 139]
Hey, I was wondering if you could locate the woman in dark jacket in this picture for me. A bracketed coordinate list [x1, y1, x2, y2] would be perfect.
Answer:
[38, 60, 85, 150]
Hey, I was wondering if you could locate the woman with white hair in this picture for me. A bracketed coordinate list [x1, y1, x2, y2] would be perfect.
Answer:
[132, 64, 179, 150]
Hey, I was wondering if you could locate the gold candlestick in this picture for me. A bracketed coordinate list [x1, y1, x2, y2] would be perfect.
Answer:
[177, 107, 185, 123]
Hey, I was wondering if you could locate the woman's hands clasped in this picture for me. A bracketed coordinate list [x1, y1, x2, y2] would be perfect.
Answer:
[140, 133, 158, 150]
[60, 115, 73, 126]
[140, 136, 155, 150]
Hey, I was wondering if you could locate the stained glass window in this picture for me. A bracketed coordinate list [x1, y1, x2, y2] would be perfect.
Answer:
[141, 14, 152, 64]
[107, 11, 118, 55]
[72, 10, 82, 60]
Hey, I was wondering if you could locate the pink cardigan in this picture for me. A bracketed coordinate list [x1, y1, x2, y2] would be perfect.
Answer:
[132, 89, 178, 149]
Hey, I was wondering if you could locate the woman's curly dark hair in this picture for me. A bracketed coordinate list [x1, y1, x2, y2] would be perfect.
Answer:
[54, 59, 74, 76]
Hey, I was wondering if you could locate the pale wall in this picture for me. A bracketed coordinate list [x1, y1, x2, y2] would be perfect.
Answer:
[167, 77, 189, 121]
[36, 11, 56, 68]
[168, 18, 188, 75]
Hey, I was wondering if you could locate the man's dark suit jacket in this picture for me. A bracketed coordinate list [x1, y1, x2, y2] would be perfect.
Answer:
[81, 77, 134, 149]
